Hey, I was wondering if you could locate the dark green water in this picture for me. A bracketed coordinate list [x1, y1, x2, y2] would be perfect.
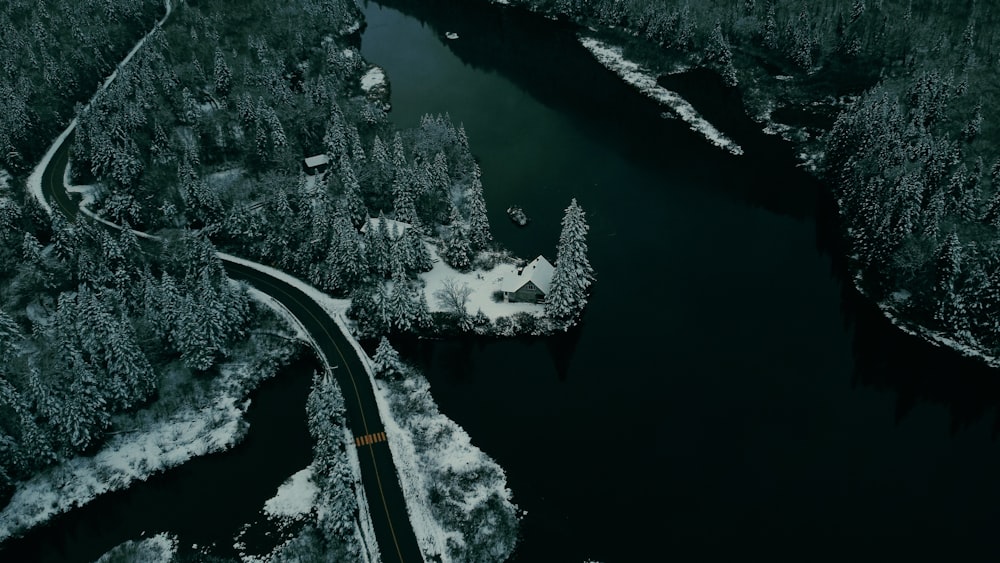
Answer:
[361, 1, 1000, 561]
[5, 1, 1000, 561]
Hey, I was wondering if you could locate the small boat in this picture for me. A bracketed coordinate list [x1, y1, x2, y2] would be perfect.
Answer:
[507, 206, 529, 227]
[445, 32, 459, 40]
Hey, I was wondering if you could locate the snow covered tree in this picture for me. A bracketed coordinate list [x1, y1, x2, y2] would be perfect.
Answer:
[330, 211, 368, 292]
[706, 21, 737, 87]
[392, 226, 432, 277]
[213, 48, 232, 97]
[466, 167, 492, 251]
[372, 336, 403, 379]
[365, 214, 392, 279]
[441, 206, 473, 271]
[434, 278, 472, 321]
[339, 157, 368, 228]
[0, 306, 21, 344]
[546, 198, 595, 326]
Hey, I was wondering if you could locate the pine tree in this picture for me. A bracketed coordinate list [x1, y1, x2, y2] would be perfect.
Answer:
[213, 48, 232, 97]
[466, 167, 492, 251]
[331, 211, 368, 291]
[393, 174, 420, 228]
[339, 157, 368, 228]
[366, 214, 392, 278]
[441, 206, 472, 271]
[546, 198, 595, 326]
[933, 232, 963, 329]
[372, 336, 403, 379]
[0, 309, 22, 364]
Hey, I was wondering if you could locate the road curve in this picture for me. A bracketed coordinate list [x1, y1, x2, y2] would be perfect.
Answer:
[39, 131, 424, 563]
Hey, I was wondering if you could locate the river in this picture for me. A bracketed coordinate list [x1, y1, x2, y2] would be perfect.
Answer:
[360, 1, 1000, 562]
[4, 1, 1000, 561]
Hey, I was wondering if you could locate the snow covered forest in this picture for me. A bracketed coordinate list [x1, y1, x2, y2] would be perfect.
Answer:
[482, 0, 1000, 361]
[0, 0, 601, 559]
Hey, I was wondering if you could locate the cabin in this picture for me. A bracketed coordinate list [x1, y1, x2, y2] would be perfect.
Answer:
[303, 154, 331, 175]
[503, 255, 554, 303]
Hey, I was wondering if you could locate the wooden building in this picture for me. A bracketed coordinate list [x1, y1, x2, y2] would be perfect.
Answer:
[503, 255, 554, 303]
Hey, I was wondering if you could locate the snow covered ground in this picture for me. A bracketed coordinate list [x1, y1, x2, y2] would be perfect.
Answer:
[95, 532, 178, 563]
[263, 467, 318, 520]
[579, 36, 744, 156]
[0, 356, 282, 544]
[223, 254, 520, 562]
[420, 244, 546, 320]
[360, 66, 387, 93]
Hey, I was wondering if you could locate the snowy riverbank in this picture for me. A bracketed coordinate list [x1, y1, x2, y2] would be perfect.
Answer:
[220, 255, 521, 563]
[0, 335, 299, 545]
[579, 36, 744, 157]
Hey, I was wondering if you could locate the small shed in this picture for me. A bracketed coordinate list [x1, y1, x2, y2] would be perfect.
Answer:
[303, 154, 331, 175]
[503, 255, 554, 303]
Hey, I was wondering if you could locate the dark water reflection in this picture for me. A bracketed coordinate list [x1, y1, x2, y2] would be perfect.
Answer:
[362, 1, 1000, 561]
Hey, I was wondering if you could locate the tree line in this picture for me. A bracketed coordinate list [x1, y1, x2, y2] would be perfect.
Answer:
[496, 0, 1000, 356]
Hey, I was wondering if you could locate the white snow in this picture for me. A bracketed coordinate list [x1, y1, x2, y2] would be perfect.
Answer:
[0, 363, 255, 544]
[419, 244, 546, 319]
[579, 36, 744, 156]
[95, 532, 178, 563]
[222, 255, 519, 561]
[244, 287, 311, 344]
[360, 66, 387, 93]
[303, 154, 330, 169]
[341, 19, 363, 36]
[27, 0, 177, 218]
[263, 467, 318, 519]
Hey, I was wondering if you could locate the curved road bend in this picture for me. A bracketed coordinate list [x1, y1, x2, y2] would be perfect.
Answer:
[40, 129, 424, 563]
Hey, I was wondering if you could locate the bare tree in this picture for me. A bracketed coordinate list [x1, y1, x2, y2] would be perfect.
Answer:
[434, 278, 472, 318]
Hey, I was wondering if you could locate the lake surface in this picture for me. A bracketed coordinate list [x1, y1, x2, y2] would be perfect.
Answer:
[360, 1, 1000, 561]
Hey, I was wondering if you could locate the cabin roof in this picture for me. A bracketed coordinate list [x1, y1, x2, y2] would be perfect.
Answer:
[304, 154, 330, 168]
[503, 255, 554, 294]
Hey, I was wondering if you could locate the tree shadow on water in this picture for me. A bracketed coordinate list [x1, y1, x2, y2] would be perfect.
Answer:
[545, 323, 583, 382]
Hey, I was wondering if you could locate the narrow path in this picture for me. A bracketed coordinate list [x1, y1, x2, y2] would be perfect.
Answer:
[33, 69, 424, 563]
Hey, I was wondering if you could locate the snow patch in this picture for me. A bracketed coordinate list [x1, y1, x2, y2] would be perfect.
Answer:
[263, 467, 318, 519]
[360, 66, 387, 93]
[579, 36, 744, 156]
[419, 244, 546, 320]
[95, 532, 178, 563]
[0, 364, 254, 544]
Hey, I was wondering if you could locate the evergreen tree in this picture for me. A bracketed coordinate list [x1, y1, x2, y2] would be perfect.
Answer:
[213, 48, 232, 97]
[339, 157, 368, 228]
[372, 336, 403, 379]
[546, 198, 595, 326]
[365, 213, 392, 278]
[466, 167, 492, 251]
[331, 211, 368, 292]
[441, 206, 473, 272]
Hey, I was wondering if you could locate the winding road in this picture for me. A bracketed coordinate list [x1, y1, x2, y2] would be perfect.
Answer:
[38, 122, 423, 563]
